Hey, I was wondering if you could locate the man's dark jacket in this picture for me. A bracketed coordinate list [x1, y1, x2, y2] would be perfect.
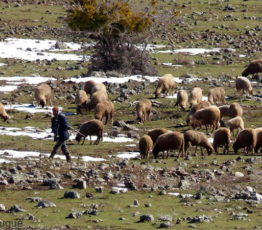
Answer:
[51, 113, 70, 141]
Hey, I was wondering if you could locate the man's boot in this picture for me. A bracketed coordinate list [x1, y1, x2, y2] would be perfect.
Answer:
[49, 151, 56, 159]
[65, 153, 72, 162]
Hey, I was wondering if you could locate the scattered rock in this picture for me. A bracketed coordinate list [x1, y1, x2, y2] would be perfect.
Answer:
[64, 191, 81, 199]
[37, 200, 56, 208]
[139, 214, 154, 222]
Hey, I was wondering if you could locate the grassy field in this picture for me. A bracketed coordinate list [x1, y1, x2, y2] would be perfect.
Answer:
[0, 0, 262, 229]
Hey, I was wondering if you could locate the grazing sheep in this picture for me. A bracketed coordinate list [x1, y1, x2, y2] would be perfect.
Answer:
[175, 90, 188, 111]
[213, 128, 231, 154]
[94, 100, 114, 125]
[90, 83, 107, 95]
[0, 103, 10, 121]
[184, 130, 214, 156]
[84, 80, 96, 95]
[219, 105, 230, 120]
[226, 116, 244, 136]
[155, 74, 176, 98]
[242, 59, 262, 77]
[208, 87, 226, 105]
[139, 135, 153, 159]
[255, 129, 262, 153]
[75, 90, 89, 114]
[147, 128, 168, 144]
[189, 87, 202, 107]
[75, 119, 104, 145]
[34, 83, 52, 108]
[233, 128, 256, 155]
[229, 102, 243, 118]
[186, 101, 211, 124]
[152, 132, 184, 159]
[188, 106, 220, 133]
[136, 99, 152, 123]
[236, 76, 253, 96]
[87, 91, 108, 110]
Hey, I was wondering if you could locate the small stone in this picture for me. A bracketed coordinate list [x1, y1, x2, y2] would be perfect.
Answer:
[66, 211, 83, 219]
[145, 203, 152, 208]
[234, 172, 244, 177]
[95, 187, 103, 193]
[64, 191, 80, 199]
[74, 179, 87, 189]
[134, 200, 140, 206]
[159, 221, 172, 228]
[133, 211, 140, 217]
[37, 200, 56, 208]
[8, 205, 25, 212]
[139, 214, 154, 222]
[0, 204, 6, 211]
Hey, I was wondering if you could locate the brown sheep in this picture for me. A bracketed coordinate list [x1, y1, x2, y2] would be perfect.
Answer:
[219, 105, 230, 120]
[136, 99, 152, 123]
[84, 80, 96, 95]
[139, 135, 153, 159]
[188, 106, 220, 133]
[155, 74, 176, 98]
[213, 128, 231, 154]
[87, 91, 108, 110]
[208, 87, 226, 105]
[147, 128, 168, 144]
[233, 128, 256, 155]
[175, 90, 188, 111]
[0, 103, 10, 121]
[152, 131, 184, 159]
[229, 102, 243, 118]
[189, 87, 202, 107]
[255, 129, 262, 153]
[186, 101, 211, 124]
[90, 83, 107, 96]
[226, 116, 244, 136]
[236, 76, 253, 96]
[242, 59, 262, 77]
[75, 90, 89, 114]
[75, 119, 104, 145]
[94, 100, 114, 125]
[34, 83, 52, 108]
[184, 130, 214, 156]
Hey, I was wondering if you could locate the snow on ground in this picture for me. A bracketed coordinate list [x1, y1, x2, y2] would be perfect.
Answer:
[0, 85, 18, 92]
[0, 126, 134, 143]
[116, 152, 140, 159]
[162, 63, 183, 67]
[64, 74, 202, 85]
[5, 104, 61, 114]
[0, 149, 105, 162]
[0, 63, 6, 67]
[208, 137, 214, 144]
[0, 75, 56, 93]
[0, 38, 89, 61]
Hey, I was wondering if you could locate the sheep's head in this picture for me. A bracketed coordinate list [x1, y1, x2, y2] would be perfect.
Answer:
[207, 145, 214, 155]
[233, 142, 238, 154]
[242, 69, 248, 77]
[40, 99, 46, 108]
[152, 147, 159, 159]
[75, 133, 82, 143]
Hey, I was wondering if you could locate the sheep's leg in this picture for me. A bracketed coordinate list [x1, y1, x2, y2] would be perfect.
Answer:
[194, 146, 198, 154]
[82, 137, 86, 145]
[89, 136, 92, 145]
[166, 150, 169, 159]
[105, 114, 109, 125]
[201, 147, 204, 156]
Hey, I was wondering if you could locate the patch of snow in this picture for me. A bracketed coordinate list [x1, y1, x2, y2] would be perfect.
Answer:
[166, 93, 178, 99]
[0, 38, 89, 61]
[202, 96, 208, 101]
[153, 48, 223, 55]
[116, 152, 140, 159]
[0, 126, 134, 143]
[168, 192, 180, 196]
[162, 63, 183, 67]
[0, 63, 6, 67]
[0, 159, 11, 164]
[239, 54, 246, 58]
[208, 138, 214, 144]
[0, 75, 56, 85]
[0, 149, 105, 162]
[65, 75, 186, 85]
[5, 104, 62, 114]
[0, 85, 18, 92]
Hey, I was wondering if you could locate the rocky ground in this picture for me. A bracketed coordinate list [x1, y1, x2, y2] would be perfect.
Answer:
[0, 0, 262, 229]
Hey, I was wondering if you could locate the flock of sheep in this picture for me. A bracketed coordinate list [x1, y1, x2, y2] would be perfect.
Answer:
[0, 59, 261, 160]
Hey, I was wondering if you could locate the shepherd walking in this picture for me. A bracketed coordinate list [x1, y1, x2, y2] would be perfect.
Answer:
[50, 107, 72, 162]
